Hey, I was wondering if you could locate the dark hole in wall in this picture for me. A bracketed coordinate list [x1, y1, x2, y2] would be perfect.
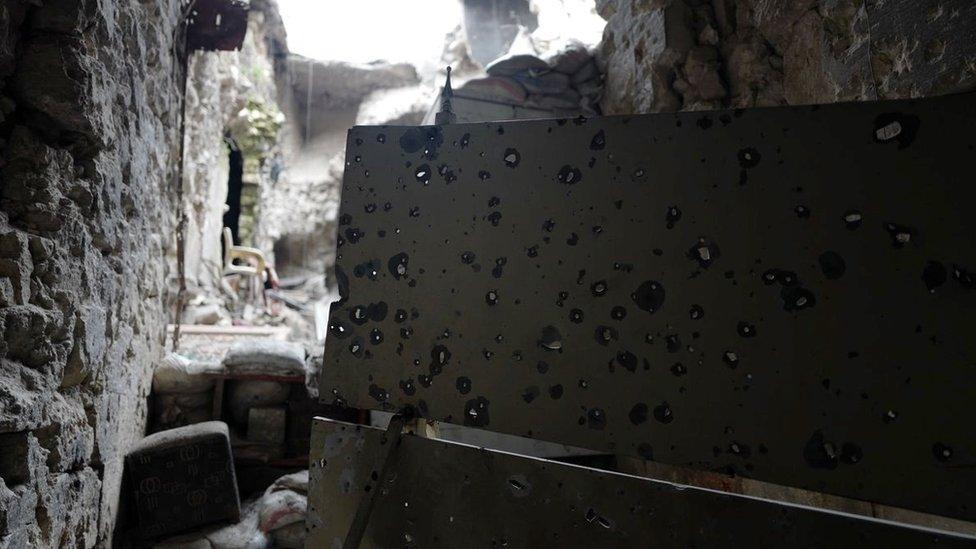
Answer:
[223, 136, 244, 246]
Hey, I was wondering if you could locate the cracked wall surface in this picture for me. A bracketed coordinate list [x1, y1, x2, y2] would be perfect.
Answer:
[0, 0, 182, 546]
[596, 0, 976, 114]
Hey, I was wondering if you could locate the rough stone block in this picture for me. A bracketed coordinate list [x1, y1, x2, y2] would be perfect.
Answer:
[246, 406, 285, 445]
[125, 421, 240, 539]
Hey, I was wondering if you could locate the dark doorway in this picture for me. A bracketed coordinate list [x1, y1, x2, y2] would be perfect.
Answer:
[223, 136, 243, 245]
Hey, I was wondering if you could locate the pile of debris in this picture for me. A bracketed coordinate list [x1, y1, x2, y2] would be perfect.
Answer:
[458, 38, 603, 117]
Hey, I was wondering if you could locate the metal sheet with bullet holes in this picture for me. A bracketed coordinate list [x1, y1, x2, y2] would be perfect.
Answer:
[323, 92, 976, 520]
[307, 417, 972, 547]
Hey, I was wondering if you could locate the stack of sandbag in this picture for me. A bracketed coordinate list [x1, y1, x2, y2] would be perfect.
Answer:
[151, 354, 222, 432]
[466, 39, 603, 116]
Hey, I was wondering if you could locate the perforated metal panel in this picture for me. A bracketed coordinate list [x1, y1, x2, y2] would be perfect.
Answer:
[322, 93, 976, 520]
[307, 418, 972, 547]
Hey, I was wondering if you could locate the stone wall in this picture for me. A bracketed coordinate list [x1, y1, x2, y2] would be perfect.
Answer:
[180, 0, 288, 295]
[0, 0, 183, 546]
[597, 0, 976, 114]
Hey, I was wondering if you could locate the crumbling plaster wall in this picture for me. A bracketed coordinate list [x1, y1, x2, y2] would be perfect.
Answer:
[257, 57, 428, 279]
[596, 0, 976, 114]
[0, 0, 183, 546]
[180, 0, 288, 295]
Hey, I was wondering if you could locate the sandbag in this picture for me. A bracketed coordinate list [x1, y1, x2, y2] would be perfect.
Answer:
[153, 353, 219, 394]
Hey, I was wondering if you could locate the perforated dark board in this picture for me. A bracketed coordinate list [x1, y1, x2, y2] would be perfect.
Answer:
[322, 92, 976, 520]
[307, 418, 971, 547]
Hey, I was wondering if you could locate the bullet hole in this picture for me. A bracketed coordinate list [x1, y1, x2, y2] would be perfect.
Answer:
[803, 431, 838, 470]
[610, 306, 627, 320]
[794, 205, 810, 219]
[431, 345, 451, 368]
[349, 337, 364, 358]
[818, 251, 846, 279]
[843, 210, 863, 229]
[628, 403, 648, 425]
[882, 409, 898, 423]
[399, 127, 424, 152]
[345, 227, 363, 244]
[488, 196, 501, 207]
[665, 334, 681, 353]
[459, 133, 470, 148]
[376, 133, 386, 144]
[587, 408, 607, 430]
[884, 222, 915, 248]
[781, 286, 816, 312]
[339, 213, 352, 226]
[538, 325, 562, 351]
[503, 148, 521, 167]
[394, 309, 407, 324]
[485, 290, 499, 306]
[722, 350, 739, 368]
[570, 308, 584, 323]
[737, 321, 757, 338]
[653, 402, 674, 424]
[478, 170, 491, 180]
[536, 360, 549, 374]
[456, 376, 472, 395]
[328, 319, 351, 339]
[665, 206, 682, 229]
[557, 165, 582, 184]
[922, 260, 947, 292]
[873, 112, 920, 149]
[616, 351, 638, 372]
[414, 164, 430, 184]
[353, 261, 379, 279]
[686, 238, 720, 269]
[369, 328, 383, 345]
[728, 442, 751, 458]
[591, 280, 608, 297]
[632, 281, 665, 313]
[689, 304, 704, 320]
[487, 211, 502, 226]
[932, 442, 953, 462]
[368, 383, 389, 402]
[349, 305, 369, 325]
[670, 362, 686, 376]
[737, 147, 761, 168]
[594, 325, 618, 346]
[398, 379, 415, 396]
[464, 396, 490, 427]
[388, 252, 409, 279]
[952, 264, 976, 288]
[549, 384, 563, 399]
[364, 203, 376, 214]
[590, 130, 606, 150]
[521, 385, 541, 404]
[461, 251, 475, 264]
